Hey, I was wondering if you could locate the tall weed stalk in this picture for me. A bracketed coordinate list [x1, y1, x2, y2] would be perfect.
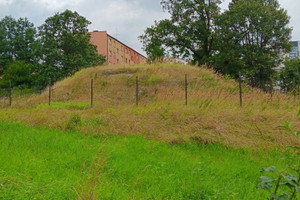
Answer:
[76, 142, 107, 200]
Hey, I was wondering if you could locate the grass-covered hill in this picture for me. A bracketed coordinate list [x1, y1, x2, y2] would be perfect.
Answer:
[1, 63, 300, 199]
[0, 63, 300, 149]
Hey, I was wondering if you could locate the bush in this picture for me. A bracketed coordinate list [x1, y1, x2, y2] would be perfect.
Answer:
[279, 59, 300, 92]
[0, 60, 33, 88]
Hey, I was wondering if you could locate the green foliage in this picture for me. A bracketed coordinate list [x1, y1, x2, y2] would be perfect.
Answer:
[0, 61, 33, 88]
[139, 0, 221, 64]
[260, 166, 277, 173]
[215, 0, 292, 89]
[146, 75, 162, 84]
[65, 114, 82, 131]
[279, 58, 300, 92]
[138, 20, 167, 62]
[36, 10, 105, 89]
[259, 168, 300, 200]
[0, 16, 37, 75]
[0, 12, 105, 90]
[259, 112, 300, 199]
[140, 0, 292, 89]
[278, 121, 295, 132]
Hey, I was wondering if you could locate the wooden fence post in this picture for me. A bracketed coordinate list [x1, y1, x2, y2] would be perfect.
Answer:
[91, 79, 94, 107]
[9, 80, 11, 106]
[48, 80, 51, 106]
[185, 74, 188, 105]
[270, 75, 273, 98]
[293, 77, 296, 96]
[239, 72, 242, 107]
[136, 76, 138, 106]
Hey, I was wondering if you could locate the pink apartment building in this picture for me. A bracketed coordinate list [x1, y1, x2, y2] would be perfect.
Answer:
[89, 31, 147, 65]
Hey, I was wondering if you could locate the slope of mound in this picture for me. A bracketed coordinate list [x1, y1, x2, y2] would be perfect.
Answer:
[0, 63, 299, 149]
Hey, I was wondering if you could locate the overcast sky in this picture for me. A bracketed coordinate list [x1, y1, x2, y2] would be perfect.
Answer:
[0, 0, 299, 56]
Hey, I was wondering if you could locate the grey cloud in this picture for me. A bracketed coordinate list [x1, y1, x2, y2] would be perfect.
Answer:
[1, 0, 299, 54]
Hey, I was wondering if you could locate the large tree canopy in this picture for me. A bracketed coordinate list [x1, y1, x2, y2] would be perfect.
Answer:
[0, 16, 36, 75]
[36, 10, 105, 87]
[0, 10, 106, 90]
[140, 0, 292, 89]
[139, 20, 171, 62]
[215, 0, 292, 88]
[140, 0, 221, 63]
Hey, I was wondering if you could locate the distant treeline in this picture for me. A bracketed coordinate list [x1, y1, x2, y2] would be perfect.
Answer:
[0, 10, 105, 91]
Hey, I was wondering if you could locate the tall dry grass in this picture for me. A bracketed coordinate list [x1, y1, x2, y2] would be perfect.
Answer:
[76, 143, 107, 200]
[0, 63, 299, 149]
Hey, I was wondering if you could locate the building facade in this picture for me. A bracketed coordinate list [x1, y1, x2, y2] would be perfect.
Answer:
[89, 31, 147, 65]
[289, 41, 300, 59]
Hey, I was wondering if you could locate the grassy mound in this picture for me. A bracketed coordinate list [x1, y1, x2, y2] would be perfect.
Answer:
[0, 63, 299, 148]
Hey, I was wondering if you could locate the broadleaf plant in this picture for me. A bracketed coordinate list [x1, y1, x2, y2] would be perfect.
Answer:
[259, 112, 300, 199]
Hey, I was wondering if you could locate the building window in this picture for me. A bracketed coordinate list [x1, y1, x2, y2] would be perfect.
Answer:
[109, 51, 112, 57]
[121, 56, 123, 62]
[117, 48, 119, 54]
[109, 39, 111, 45]
[121, 46, 123, 51]
[125, 48, 127, 53]
[114, 41, 116, 47]
[117, 59, 119, 64]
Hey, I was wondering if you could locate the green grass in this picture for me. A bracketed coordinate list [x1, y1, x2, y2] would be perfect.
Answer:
[36, 101, 90, 110]
[0, 121, 298, 199]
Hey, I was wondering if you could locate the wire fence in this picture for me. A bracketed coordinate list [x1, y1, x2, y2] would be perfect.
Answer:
[0, 73, 278, 108]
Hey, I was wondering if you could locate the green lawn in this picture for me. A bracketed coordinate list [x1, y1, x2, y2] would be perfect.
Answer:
[0, 121, 297, 199]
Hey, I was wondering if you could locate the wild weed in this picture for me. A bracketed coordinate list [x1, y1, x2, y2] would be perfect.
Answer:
[259, 112, 300, 199]
[76, 143, 107, 200]
[65, 114, 82, 131]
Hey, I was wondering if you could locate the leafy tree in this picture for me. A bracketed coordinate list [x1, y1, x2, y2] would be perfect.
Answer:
[0, 61, 33, 88]
[140, 0, 292, 90]
[37, 9, 105, 88]
[279, 58, 300, 92]
[0, 16, 37, 75]
[139, 0, 221, 64]
[214, 0, 292, 89]
[138, 20, 169, 62]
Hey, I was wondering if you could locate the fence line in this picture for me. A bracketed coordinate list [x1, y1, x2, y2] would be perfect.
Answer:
[0, 74, 267, 108]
